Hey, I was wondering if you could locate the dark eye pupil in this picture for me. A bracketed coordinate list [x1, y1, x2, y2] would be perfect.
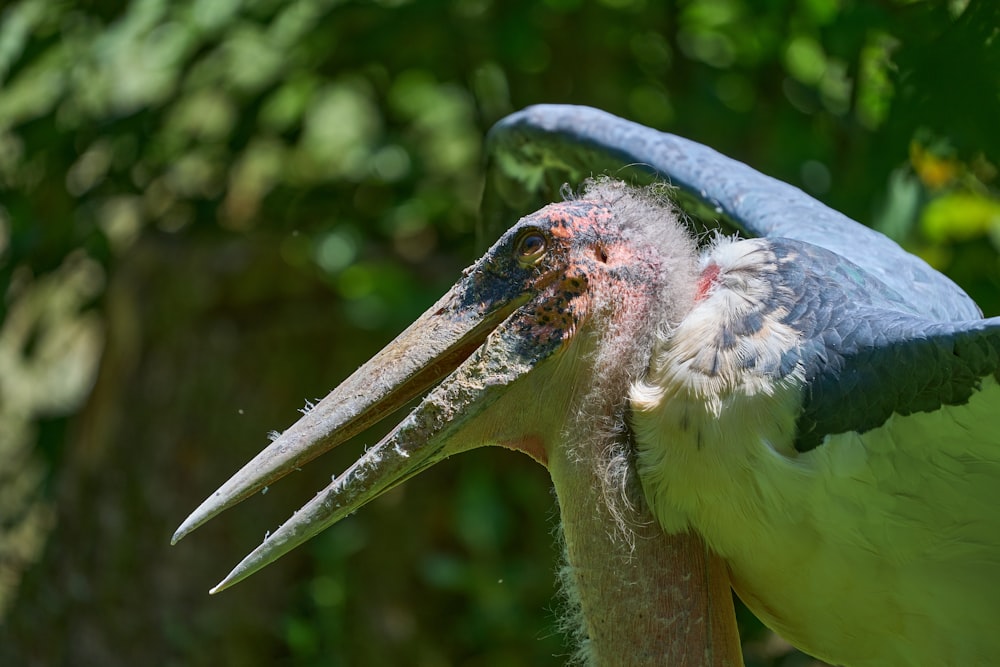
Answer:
[519, 233, 545, 256]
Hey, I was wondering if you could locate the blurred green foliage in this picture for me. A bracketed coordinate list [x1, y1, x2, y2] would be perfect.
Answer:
[0, 0, 996, 665]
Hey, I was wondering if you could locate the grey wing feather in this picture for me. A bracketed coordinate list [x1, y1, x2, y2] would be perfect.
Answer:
[485, 104, 980, 322]
[797, 314, 1000, 451]
[767, 239, 1000, 450]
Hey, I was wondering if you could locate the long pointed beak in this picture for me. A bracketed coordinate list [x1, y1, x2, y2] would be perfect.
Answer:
[172, 271, 545, 592]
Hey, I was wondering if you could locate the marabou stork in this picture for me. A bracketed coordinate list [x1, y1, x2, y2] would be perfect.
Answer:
[174, 106, 1000, 666]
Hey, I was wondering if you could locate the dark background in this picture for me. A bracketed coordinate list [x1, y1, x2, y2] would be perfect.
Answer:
[1, 0, 997, 665]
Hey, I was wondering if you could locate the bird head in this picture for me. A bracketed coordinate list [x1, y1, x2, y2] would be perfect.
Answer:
[172, 180, 699, 592]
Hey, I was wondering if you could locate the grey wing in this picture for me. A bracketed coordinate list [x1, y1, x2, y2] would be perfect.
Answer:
[483, 104, 980, 322]
[767, 239, 1000, 451]
[796, 314, 1000, 452]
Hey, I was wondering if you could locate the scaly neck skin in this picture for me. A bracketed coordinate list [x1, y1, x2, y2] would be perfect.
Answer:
[547, 432, 743, 666]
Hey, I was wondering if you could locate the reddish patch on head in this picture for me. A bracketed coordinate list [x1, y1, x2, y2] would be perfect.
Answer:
[539, 201, 614, 240]
[695, 263, 720, 301]
[600, 240, 647, 268]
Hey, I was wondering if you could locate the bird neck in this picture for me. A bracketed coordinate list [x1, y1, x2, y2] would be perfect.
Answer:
[538, 227, 733, 664]
[547, 425, 742, 666]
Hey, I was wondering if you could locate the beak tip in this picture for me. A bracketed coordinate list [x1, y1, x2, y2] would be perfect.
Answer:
[171, 509, 207, 545]
[172, 487, 239, 546]
[209, 548, 265, 595]
[170, 525, 190, 546]
[171, 519, 195, 545]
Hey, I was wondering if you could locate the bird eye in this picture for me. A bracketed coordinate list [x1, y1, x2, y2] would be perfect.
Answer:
[515, 231, 547, 265]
